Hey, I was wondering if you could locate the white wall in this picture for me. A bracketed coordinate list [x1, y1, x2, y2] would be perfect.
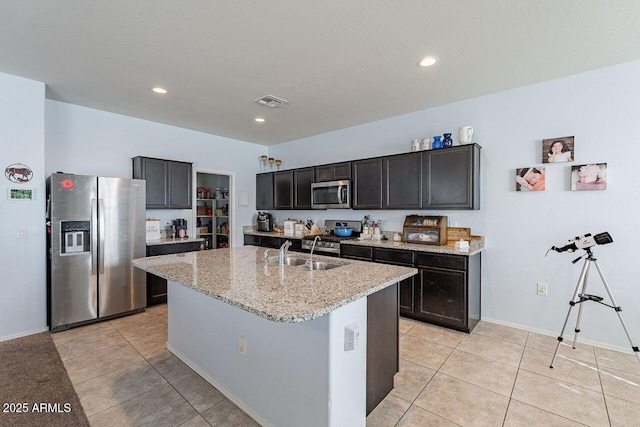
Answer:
[45, 100, 266, 247]
[0, 73, 46, 340]
[268, 60, 640, 351]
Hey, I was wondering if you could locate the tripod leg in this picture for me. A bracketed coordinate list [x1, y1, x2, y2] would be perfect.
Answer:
[571, 261, 592, 349]
[592, 260, 640, 364]
[551, 259, 590, 368]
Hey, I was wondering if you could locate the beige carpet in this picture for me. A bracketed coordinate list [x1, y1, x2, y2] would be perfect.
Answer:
[0, 332, 89, 427]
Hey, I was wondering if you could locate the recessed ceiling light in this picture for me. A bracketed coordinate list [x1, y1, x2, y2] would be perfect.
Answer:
[418, 56, 439, 67]
[152, 87, 167, 94]
[254, 117, 266, 123]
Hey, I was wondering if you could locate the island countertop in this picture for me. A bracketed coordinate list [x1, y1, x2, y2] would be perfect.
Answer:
[133, 246, 416, 323]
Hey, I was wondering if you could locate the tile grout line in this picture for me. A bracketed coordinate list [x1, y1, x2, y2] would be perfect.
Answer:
[79, 317, 172, 423]
[112, 311, 218, 427]
[500, 330, 529, 426]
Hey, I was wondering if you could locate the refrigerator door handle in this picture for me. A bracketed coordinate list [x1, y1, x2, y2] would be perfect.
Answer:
[98, 198, 105, 275]
[91, 198, 98, 276]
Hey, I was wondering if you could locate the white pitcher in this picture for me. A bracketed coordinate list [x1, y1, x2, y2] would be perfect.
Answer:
[458, 126, 473, 144]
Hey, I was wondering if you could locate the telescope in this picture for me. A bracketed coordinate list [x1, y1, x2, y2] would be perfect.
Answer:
[549, 232, 613, 254]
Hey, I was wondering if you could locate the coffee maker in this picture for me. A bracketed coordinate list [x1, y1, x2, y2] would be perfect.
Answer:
[173, 218, 188, 237]
[256, 212, 273, 232]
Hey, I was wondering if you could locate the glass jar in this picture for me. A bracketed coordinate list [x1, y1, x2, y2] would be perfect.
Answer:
[215, 188, 221, 199]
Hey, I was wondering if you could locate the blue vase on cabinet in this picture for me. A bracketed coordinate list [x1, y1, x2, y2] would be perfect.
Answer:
[431, 135, 443, 149]
[443, 133, 453, 148]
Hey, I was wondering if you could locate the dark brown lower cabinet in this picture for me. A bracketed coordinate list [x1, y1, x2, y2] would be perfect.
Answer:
[412, 252, 481, 333]
[146, 241, 203, 306]
[243, 234, 302, 252]
[367, 282, 398, 415]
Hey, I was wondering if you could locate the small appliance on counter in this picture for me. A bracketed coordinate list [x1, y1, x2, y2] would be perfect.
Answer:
[173, 218, 188, 238]
[257, 212, 273, 232]
[402, 215, 447, 245]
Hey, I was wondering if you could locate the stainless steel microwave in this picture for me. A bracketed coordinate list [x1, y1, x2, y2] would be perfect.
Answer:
[311, 180, 351, 209]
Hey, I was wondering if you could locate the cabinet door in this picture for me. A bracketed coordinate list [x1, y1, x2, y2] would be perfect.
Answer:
[293, 168, 314, 209]
[417, 266, 467, 331]
[352, 158, 383, 209]
[136, 157, 168, 208]
[332, 162, 352, 180]
[168, 162, 192, 209]
[314, 162, 352, 182]
[273, 170, 293, 209]
[373, 248, 415, 315]
[383, 153, 422, 209]
[422, 145, 480, 209]
[399, 276, 415, 315]
[256, 173, 274, 210]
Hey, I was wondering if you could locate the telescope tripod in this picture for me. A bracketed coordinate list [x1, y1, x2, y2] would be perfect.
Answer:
[550, 248, 640, 368]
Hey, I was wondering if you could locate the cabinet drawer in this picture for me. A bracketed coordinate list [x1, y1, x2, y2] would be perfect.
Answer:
[415, 252, 467, 271]
[244, 235, 261, 246]
[373, 248, 414, 266]
[341, 245, 372, 261]
[147, 241, 202, 256]
[261, 236, 282, 248]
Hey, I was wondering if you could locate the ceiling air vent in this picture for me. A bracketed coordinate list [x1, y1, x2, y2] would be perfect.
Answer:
[255, 94, 288, 108]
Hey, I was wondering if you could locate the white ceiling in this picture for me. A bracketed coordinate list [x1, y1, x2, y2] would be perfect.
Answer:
[2, 1, 640, 146]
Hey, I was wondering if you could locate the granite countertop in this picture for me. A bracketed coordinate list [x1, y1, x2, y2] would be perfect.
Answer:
[132, 246, 416, 323]
[340, 238, 484, 256]
[146, 237, 205, 246]
[243, 228, 484, 256]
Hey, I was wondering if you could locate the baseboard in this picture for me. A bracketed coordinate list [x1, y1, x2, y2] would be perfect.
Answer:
[480, 317, 635, 354]
[0, 326, 49, 343]
[166, 343, 273, 427]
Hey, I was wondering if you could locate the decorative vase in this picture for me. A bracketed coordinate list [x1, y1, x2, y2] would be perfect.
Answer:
[431, 135, 443, 149]
[443, 133, 453, 147]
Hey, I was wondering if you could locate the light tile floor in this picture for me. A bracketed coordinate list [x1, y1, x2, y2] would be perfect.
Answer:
[368, 317, 640, 426]
[52, 304, 258, 426]
[52, 307, 640, 426]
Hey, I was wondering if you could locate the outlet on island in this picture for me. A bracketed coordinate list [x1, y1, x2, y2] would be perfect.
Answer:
[239, 336, 247, 356]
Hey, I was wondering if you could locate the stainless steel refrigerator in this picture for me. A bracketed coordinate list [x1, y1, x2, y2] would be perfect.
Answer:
[47, 173, 146, 331]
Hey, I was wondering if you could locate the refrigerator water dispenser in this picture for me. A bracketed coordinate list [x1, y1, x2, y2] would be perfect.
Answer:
[60, 220, 90, 254]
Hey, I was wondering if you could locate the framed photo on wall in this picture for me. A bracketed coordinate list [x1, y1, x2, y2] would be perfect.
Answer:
[516, 167, 545, 191]
[542, 136, 574, 163]
[571, 163, 607, 191]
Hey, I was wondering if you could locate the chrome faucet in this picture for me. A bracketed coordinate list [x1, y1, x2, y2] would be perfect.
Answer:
[278, 240, 292, 266]
[308, 235, 321, 270]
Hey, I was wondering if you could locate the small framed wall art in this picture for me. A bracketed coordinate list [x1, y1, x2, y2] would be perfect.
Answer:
[516, 167, 545, 191]
[8, 188, 35, 200]
[542, 136, 574, 163]
[571, 163, 607, 191]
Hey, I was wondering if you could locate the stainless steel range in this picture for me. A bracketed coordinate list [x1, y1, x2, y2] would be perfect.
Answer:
[300, 219, 362, 256]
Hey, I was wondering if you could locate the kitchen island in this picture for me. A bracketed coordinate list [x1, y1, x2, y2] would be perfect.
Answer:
[132, 246, 416, 427]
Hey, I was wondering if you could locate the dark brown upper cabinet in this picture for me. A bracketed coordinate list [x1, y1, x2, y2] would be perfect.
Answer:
[273, 170, 294, 210]
[422, 144, 480, 210]
[314, 162, 352, 182]
[293, 167, 314, 209]
[256, 172, 274, 210]
[352, 158, 383, 209]
[383, 153, 423, 209]
[133, 156, 192, 209]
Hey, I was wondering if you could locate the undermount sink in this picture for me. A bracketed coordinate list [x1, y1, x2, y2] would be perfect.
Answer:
[303, 261, 344, 270]
[281, 257, 307, 266]
[266, 255, 347, 270]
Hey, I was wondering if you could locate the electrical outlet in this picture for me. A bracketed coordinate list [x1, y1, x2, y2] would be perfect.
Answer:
[238, 336, 247, 356]
[537, 283, 548, 296]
